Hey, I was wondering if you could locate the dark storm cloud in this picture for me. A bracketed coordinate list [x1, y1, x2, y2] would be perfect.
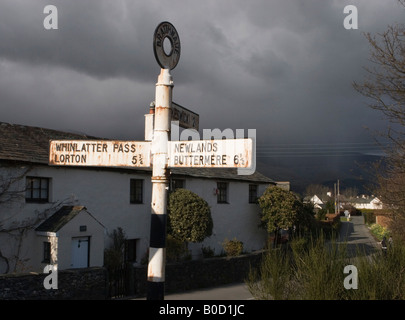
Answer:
[0, 0, 403, 148]
[0, 1, 157, 81]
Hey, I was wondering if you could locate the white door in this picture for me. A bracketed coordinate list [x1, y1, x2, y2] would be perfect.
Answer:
[71, 237, 89, 268]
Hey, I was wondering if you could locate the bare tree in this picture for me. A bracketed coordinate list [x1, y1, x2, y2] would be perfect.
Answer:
[341, 187, 359, 200]
[0, 165, 31, 205]
[0, 166, 71, 273]
[353, 18, 405, 154]
[0, 200, 71, 273]
[0, 166, 31, 273]
[304, 184, 330, 198]
[353, 1, 405, 238]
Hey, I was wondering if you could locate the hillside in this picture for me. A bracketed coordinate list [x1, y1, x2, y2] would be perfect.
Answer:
[256, 153, 383, 196]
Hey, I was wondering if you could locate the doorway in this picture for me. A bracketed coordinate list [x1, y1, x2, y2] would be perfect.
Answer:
[71, 237, 90, 268]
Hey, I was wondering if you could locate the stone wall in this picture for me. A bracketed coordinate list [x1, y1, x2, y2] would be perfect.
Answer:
[129, 251, 264, 297]
[0, 252, 264, 299]
[0, 267, 107, 300]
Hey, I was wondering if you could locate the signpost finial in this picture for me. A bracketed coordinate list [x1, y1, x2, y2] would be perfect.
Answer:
[153, 21, 181, 70]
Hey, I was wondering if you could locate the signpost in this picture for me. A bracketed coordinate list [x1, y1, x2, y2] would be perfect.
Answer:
[49, 140, 151, 168]
[168, 139, 252, 168]
[171, 102, 199, 131]
[47, 21, 254, 301]
[49, 139, 253, 169]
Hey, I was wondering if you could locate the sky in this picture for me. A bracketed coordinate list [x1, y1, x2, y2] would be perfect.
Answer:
[0, 0, 404, 158]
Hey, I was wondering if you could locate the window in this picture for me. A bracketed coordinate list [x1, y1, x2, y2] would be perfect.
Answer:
[171, 179, 185, 191]
[217, 182, 228, 204]
[130, 179, 143, 204]
[43, 242, 51, 263]
[26, 177, 49, 203]
[249, 184, 258, 203]
[125, 239, 138, 263]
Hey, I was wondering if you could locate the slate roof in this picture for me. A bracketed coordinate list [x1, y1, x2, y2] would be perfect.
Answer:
[170, 167, 274, 183]
[0, 121, 275, 184]
[0, 122, 97, 164]
[349, 197, 377, 204]
[35, 206, 92, 232]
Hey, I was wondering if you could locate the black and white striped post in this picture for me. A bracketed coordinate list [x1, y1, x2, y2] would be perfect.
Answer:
[146, 68, 172, 300]
[147, 22, 180, 300]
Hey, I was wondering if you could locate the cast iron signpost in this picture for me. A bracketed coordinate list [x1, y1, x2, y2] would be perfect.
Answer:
[171, 102, 199, 131]
[48, 21, 254, 300]
[49, 140, 151, 167]
[153, 21, 181, 70]
[168, 139, 252, 168]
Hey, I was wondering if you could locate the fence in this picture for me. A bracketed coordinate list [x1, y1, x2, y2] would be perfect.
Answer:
[107, 265, 129, 298]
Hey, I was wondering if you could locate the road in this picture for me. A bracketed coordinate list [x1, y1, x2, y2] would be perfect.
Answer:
[338, 214, 380, 257]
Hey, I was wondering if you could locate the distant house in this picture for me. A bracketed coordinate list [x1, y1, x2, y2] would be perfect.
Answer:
[350, 196, 383, 210]
[304, 193, 336, 212]
[0, 121, 275, 274]
[304, 195, 325, 210]
[275, 181, 290, 191]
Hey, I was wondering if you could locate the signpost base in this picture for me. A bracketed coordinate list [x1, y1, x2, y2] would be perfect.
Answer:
[147, 281, 165, 300]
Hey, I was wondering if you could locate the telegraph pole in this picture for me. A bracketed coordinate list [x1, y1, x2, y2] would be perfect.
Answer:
[147, 21, 180, 300]
[337, 179, 340, 215]
[334, 183, 337, 214]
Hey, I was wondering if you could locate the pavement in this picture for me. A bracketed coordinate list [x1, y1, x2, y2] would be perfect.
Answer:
[163, 282, 253, 300]
[134, 282, 254, 300]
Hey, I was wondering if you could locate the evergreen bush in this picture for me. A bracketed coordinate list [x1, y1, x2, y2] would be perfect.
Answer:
[222, 238, 244, 257]
[168, 188, 213, 243]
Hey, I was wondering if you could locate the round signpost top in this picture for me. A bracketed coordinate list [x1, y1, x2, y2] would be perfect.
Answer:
[153, 21, 181, 70]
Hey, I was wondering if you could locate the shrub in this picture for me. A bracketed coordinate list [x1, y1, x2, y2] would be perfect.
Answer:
[289, 237, 309, 254]
[168, 189, 213, 243]
[369, 223, 390, 241]
[362, 210, 376, 225]
[201, 246, 215, 258]
[247, 247, 292, 300]
[104, 227, 126, 270]
[258, 186, 303, 233]
[350, 238, 405, 300]
[166, 235, 190, 263]
[222, 238, 244, 257]
[247, 235, 349, 300]
[247, 234, 405, 300]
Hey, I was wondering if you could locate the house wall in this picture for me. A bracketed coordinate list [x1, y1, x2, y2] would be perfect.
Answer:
[371, 198, 383, 210]
[0, 164, 34, 226]
[57, 211, 105, 270]
[1, 164, 152, 273]
[311, 195, 323, 205]
[33, 233, 58, 273]
[1, 162, 271, 273]
[184, 178, 268, 257]
[353, 201, 382, 210]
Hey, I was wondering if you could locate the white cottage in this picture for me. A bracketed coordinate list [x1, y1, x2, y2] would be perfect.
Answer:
[0, 122, 275, 274]
[351, 196, 383, 210]
[35, 205, 105, 270]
